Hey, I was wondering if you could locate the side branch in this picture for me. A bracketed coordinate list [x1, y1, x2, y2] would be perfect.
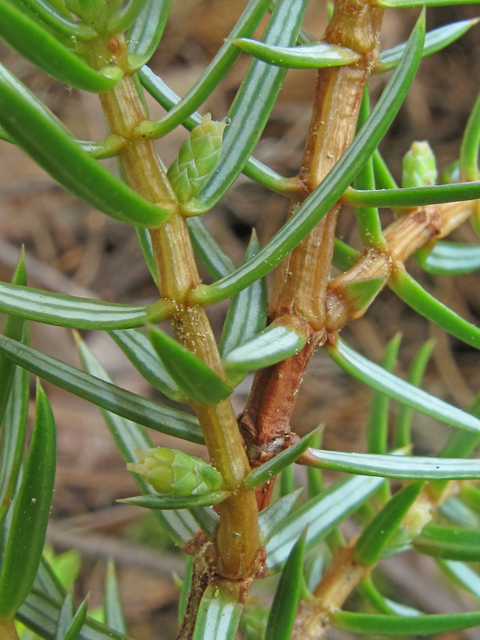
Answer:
[325, 199, 478, 332]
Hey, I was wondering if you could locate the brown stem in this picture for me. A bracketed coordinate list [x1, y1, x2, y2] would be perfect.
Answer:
[243, 0, 383, 454]
[240, 316, 319, 453]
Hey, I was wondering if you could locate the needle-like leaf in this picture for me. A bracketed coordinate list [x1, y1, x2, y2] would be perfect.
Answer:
[440, 496, 480, 529]
[439, 559, 480, 600]
[0, 327, 29, 526]
[366, 334, 401, 455]
[258, 489, 302, 547]
[327, 338, 480, 435]
[55, 592, 75, 640]
[0, 63, 174, 228]
[429, 395, 480, 501]
[109, 329, 185, 403]
[390, 266, 480, 350]
[55, 593, 89, 640]
[178, 555, 194, 625]
[0, 382, 56, 622]
[184, 0, 309, 214]
[192, 583, 243, 640]
[265, 529, 307, 640]
[358, 577, 422, 617]
[190, 11, 426, 305]
[280, 464, 295, 497]
[106, 0, 148, 35]
[187, 218, 236, 280]
[0, 0, 123, 92]
[189, 507, 219, 539]
[0, 251, 26, 425]
[438, 393, 480, 460]
[267, 475, 384, 571]
[460, 484, 480, 517]
[353, 86, 385, 250]
[135, 227, 158, 285]
[34, 556, 66, 601]
[18, 589, 134, 640]
[354, 482, 424, 566]
[460, 87, 480, 181]
[306, 431, 323, 498]
[105, 560, 126, 635]
[374, 19, 479, 73]
[343, 181, 480, 208]
[136, 0, 271, 138]
[333, 610, 480, 635]
[414, 524, 480, 560]
[332, 238, 360, 271]
[223, 322, 308, 373]
[76, 335, 200, 548]
[0, 334, 205, 445]
[300, 448, 480, 480]
[0, 282, 172, 330]
[148, 326, 233, 406]
[394, 339, 435, 448]
[12, 0, 96, 39]
[415, 241, 480, 276]
[244, 431, 320, 489]
[229, 39, 360, 68]
[127, 0, 172, 70]
[372, 149, 399, 189]
[219, 231, 267, 362]
[119, 491, 231, 510]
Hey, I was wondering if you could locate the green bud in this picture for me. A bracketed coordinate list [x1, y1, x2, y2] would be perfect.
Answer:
[402, 141, 438, 189]
[167, 114, 226, 204]
[127, 447, 225, 496]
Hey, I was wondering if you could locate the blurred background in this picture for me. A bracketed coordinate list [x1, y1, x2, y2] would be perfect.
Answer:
[1, 1, 480, 637]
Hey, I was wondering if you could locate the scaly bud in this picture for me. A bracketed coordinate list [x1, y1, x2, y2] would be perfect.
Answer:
[127, 447, 225, 496]
[167, 114, 226, 204]
[402, 141, 437, 189]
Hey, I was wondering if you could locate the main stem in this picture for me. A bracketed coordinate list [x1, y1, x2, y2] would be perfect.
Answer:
[90, 35, 259, 590]
[240, 0, 384, 466]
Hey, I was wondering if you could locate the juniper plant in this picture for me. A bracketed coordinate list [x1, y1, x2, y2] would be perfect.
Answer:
[1, 0, 480, 639]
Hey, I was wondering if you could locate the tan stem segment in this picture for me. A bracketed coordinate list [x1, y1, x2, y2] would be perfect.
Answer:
[292, 544, 368, 639]
[269, 0, 383, 327]
[291, 489, 437, 638]
[325, 199, 478, 332]
[91, 35, 258, 581]
[0, 621, 20, 640]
